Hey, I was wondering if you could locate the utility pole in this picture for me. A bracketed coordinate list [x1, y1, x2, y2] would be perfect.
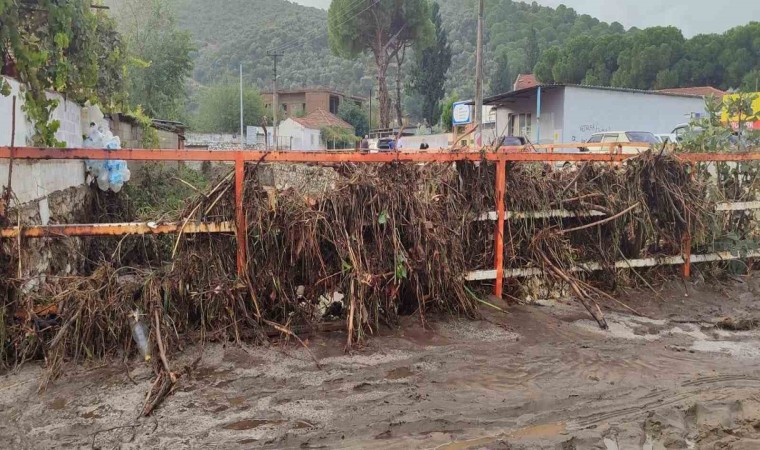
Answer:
[267, 50, 284, 150]
[474, 0, 484, 136]
[368, 87, 373, 137]
[239, 63, 244, 145]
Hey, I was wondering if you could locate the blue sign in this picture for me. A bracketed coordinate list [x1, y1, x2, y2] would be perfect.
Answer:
[452, 102, 472, 125]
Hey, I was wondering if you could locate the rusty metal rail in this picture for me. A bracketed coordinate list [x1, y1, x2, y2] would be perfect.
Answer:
[1, 145, 759, 298]
[0, 221, 234, 238]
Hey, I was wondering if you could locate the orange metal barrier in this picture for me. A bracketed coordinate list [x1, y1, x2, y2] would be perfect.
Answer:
[1, 145, 759, 298]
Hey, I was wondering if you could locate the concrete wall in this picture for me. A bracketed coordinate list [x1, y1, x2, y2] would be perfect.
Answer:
[493, 88, 566, 144]
[562, 86, 706, 143]
[397, 133, 452, 150]
[494, 87, 706, 144]
[0, 77, 85, 207]
[186, 133, 241, 146]
[278, 119, 323, 151]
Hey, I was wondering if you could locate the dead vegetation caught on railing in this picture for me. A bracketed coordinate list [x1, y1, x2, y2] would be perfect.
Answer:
[0, 150, 757, 414]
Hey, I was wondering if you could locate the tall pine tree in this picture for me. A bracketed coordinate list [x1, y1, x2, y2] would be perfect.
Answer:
[408, 2, 452, 126]
[526, 27, 540, 72]
[491, 49, 512, 95]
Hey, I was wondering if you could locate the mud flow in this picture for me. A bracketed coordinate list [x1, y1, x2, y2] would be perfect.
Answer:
[1, 280, 760, 449]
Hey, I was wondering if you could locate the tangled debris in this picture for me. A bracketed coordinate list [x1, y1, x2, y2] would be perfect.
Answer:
[0, 151, 757, 414]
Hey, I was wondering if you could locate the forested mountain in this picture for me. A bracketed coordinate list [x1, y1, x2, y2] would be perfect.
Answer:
[163, 0, 757, 104]
[167, 0, 373, 95]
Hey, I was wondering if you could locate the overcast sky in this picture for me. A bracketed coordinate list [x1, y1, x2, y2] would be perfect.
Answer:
[291, 0, 759, 37]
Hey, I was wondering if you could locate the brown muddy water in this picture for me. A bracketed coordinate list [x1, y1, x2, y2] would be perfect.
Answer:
[1, 279, 760, 449]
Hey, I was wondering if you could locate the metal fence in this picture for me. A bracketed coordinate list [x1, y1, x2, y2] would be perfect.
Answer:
[1, 143, 758, 298]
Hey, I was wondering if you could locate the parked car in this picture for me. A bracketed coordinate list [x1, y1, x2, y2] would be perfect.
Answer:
[377, 137, 395, 151]
[655, 134, 674, 144]
[497, 136, 528, 147]
[580, 131, 659, 154]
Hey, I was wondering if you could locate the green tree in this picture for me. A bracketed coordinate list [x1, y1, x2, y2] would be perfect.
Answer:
[534, 46, 560, 83]
[338, 102, 369, 138]
[611, 27, 685, 89]
[0, 1, 125, 145]
[525, 27, 540, 72]
[192, 84, 265, 133]
[407, 2, 452, 126]
[328, 0, 434, 128]
[440, 94, 457, 132]
[490, 49, 512, 95]
[110, 0, 194, 120]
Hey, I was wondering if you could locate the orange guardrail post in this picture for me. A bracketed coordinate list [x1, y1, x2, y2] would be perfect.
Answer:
[494, 156, 507, 298]
[234, 153, 246, 277]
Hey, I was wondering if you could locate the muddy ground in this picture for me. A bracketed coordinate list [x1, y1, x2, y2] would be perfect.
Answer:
[2, 277, 760, 449]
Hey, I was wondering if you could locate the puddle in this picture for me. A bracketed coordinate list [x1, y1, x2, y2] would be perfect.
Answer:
[386, 367, 414, 380]
[81, 410, 101, 419]
[436, 422, 566, 449]
[222, 418, 286, 431]
[511, 421, 566, 439]
[49, 398, 67, 410]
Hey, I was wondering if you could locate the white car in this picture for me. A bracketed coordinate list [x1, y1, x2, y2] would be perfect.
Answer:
[581, 131, 659, 154]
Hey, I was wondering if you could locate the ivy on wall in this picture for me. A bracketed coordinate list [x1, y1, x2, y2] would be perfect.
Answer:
[0, 0, 126, 146]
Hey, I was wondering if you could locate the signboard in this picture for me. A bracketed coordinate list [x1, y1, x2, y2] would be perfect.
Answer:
[721, 92, 760, 131]
[452, 102, 472, 126]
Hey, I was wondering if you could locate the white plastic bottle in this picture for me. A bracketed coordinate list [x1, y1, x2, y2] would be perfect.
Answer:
[130, 310, 152, 362]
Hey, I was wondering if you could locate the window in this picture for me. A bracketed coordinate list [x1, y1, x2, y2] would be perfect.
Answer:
[601, 133, 619, 143]
[302, 103, 307, 113]
[283, 104, 288, 112]
[625, 132, 658, 144]
[329, 95, 340, 114]
[510, 113, 532, 138]
[587, 134, 603, 143]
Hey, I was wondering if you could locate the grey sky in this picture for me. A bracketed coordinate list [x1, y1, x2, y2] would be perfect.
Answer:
[290, 0, 759, 37]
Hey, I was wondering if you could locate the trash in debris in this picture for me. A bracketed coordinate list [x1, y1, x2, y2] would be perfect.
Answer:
[84, 122, 131, 193]
[130, 310, 152, 362]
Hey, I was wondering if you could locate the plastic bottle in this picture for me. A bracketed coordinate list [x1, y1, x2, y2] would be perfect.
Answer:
[130, 310, 152, 362]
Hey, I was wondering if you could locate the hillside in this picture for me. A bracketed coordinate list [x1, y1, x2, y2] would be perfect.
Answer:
[167, 0, 373, 95]
[164, 0, 757, 105]
[166, 0, 630, 97]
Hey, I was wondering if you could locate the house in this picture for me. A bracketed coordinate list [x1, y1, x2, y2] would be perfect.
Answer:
[513, 74, 538, 91]
[278, 109, 354, 151]
[261, 87, 366, 118]
[658, 86, 726, 99]
[485, 81, 709, 144]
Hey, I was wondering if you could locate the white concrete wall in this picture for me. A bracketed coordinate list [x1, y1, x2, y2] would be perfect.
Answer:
[0, 77, 85, 207]
[278, 119, 322, 151]
[398, 133, 452, 150]
[494, 88, 564, 144]
[562, 86, 706, 143]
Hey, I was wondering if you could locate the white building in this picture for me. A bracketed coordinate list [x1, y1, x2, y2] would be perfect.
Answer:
[485, 84, 708, 144]
[277, 109, 354, 151]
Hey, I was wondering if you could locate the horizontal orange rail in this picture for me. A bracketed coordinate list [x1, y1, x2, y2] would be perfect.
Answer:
[0, 221, 235, 238]
[1, 145, 758, 291]
[1, 146, 758, 163]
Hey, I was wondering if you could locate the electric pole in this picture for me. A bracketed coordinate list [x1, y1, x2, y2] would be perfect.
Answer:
[474, 0, 484, 134]
[239, 63, 244, 145]
[267, 50, 284, 150]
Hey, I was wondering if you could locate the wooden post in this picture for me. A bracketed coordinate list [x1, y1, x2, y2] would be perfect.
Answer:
[494, 157, 507, 298]
[234, 153, 246, 277]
